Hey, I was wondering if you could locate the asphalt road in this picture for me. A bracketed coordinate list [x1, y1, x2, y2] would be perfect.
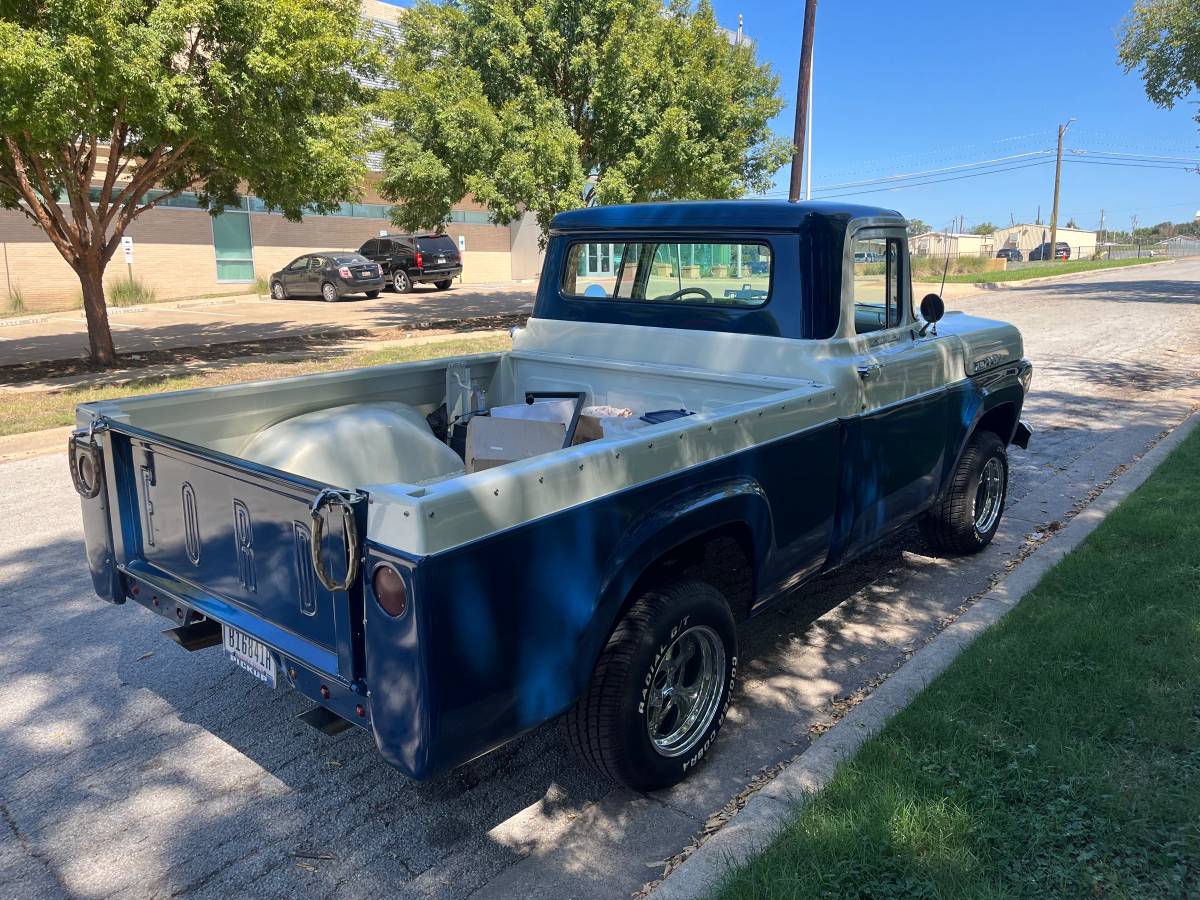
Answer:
[0, 283, 536, 368]
[1, 262, 1198, 899]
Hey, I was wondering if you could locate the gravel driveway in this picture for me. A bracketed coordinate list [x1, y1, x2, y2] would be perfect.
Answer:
[1, 261, 1198, 899]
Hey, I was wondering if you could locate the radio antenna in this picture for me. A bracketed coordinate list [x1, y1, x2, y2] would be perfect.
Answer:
[938, 223, 953, 298]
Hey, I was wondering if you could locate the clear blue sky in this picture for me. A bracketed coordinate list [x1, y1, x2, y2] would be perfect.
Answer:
[380, 0, 1200, 232]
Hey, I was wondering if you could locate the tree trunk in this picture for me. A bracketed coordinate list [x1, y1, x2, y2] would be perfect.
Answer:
[77, 255, 117, 366]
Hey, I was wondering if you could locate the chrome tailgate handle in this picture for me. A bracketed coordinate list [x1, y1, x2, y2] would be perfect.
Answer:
[68, 419, 107, 499]
[309, 489, 363, 592]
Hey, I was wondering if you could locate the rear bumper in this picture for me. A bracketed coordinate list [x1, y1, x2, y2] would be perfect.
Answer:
[412, 266, 462, 283]
[336, 277, 385, 294]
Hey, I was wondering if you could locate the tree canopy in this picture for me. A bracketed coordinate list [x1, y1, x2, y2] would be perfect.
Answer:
[375, 0, 791, 238]
[906, 218, 932, 236]
[970, 221, 996, 235]
[0, 0, 377, 364]
[1119, 0, 1200, 125]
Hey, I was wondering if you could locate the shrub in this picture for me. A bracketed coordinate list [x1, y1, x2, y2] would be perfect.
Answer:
[107, 276, 156, 307]
[254, 273, 271, 296]
[5, 287, 26, 316]
[911, 253, 994, 279]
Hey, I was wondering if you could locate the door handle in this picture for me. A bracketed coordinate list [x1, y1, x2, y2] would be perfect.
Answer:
[856, 363, 882, 380]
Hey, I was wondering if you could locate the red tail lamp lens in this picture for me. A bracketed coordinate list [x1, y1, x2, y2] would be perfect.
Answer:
[373, 564, 407, 617]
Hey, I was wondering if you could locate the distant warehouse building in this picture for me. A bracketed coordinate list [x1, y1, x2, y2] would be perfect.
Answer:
[909, 232, 992, 257]
[991, 223, 1097, 258]
[0, 0, 544, 314]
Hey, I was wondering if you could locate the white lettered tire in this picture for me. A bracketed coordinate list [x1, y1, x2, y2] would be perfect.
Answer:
[567, 579, 737, 791]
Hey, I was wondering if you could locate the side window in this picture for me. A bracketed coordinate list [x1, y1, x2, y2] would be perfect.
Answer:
[308, 256, 325, 270]
[361, 240, 378, 256]
[286, 256, 308, 272]
[852, 236, 903, 334]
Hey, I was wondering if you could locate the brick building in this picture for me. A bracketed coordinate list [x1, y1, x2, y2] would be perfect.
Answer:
[0, 0, 544, 314]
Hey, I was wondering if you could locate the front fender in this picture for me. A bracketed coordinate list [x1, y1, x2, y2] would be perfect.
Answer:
[943, 364, 1029, 491]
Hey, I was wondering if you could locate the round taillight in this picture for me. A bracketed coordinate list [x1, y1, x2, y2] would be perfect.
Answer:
[372, 564, 407, 617]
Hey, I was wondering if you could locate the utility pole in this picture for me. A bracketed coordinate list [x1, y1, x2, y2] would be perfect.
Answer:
[1099, 208, 1105, 244]
[788, 0, 818, 202]
[1048, 117, 1075, 262]
[804, 56, 814, 201]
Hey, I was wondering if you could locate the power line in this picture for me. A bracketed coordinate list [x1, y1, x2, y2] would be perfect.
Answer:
[804, 150, 1054, 192]
[801, 160, 1057, 200]
[808, 130, 1056, 182]
[1068, 149, 1200, 163]
[1066, 159, 1199, 171]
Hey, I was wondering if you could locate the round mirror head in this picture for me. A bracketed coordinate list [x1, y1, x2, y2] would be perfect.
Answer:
[920, 293, 945, 324]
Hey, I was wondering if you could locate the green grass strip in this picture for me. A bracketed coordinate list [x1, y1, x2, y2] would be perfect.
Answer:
[715, 426, 1200, 899]
[918, 257, 1168, 284]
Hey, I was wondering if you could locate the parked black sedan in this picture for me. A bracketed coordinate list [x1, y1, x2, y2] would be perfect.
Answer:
[270, 252, 385, 301]
[996, 247, 1023, 262]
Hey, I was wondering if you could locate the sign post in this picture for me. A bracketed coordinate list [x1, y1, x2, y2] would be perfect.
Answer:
[121, 236, 134, 281]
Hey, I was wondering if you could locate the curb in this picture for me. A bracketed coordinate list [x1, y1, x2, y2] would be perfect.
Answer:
[650, 409, 1200, 900]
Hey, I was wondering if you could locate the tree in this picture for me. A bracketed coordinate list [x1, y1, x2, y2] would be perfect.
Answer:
[905, 218, 932, 236]
[0, 0, 377, 365]
[970, 221, 996, 235]
[1119, 0, 1200, 129]
[375, 0, 791, 239]
[1065, 217, 1079, 229]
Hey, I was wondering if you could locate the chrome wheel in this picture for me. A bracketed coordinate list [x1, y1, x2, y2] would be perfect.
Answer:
[322, 283, 338, 302]
[271, 282, 285, 300]
[645, 625, 726, 758]
[973, 456, 1005, 534]
[393, 270, 409, 292]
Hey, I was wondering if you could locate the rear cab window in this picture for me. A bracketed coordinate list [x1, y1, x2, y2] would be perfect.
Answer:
[334, 254, 369, 265]
[560, 240, 772, 307]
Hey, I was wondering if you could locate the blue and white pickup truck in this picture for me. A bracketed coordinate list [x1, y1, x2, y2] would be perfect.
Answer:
[72, 201, 1031, 791]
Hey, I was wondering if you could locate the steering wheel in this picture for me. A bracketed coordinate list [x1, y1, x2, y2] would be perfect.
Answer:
[660, 286, 713, 303]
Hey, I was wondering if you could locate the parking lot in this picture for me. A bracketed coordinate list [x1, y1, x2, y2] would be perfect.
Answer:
[1, 261, 1198, 899]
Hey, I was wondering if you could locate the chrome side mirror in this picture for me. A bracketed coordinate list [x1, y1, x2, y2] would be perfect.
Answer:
[918, 293, 945, 337]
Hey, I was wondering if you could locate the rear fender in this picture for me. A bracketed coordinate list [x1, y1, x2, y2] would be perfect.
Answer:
[582, 477, 773, 678]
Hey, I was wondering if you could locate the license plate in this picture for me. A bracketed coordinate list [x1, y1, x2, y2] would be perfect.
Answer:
[222, 625, 277, 688]
[437, 256, 447, 264]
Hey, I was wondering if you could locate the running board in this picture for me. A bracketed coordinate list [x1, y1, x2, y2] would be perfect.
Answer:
[163, 618, 223, 651]
[297, 706, 354, 736]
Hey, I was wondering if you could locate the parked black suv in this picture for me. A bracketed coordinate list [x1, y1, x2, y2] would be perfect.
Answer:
[269, 252, 384, 302]
[1028, 241, 1071, 261]
[996, 247, 1023, 262]
[359, 233, 462, 293]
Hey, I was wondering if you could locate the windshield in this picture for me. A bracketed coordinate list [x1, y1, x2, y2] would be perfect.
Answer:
[560, 240, 772, 307]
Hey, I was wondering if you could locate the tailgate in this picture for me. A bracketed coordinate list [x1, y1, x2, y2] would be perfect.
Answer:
[103, 421, 366, 682]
